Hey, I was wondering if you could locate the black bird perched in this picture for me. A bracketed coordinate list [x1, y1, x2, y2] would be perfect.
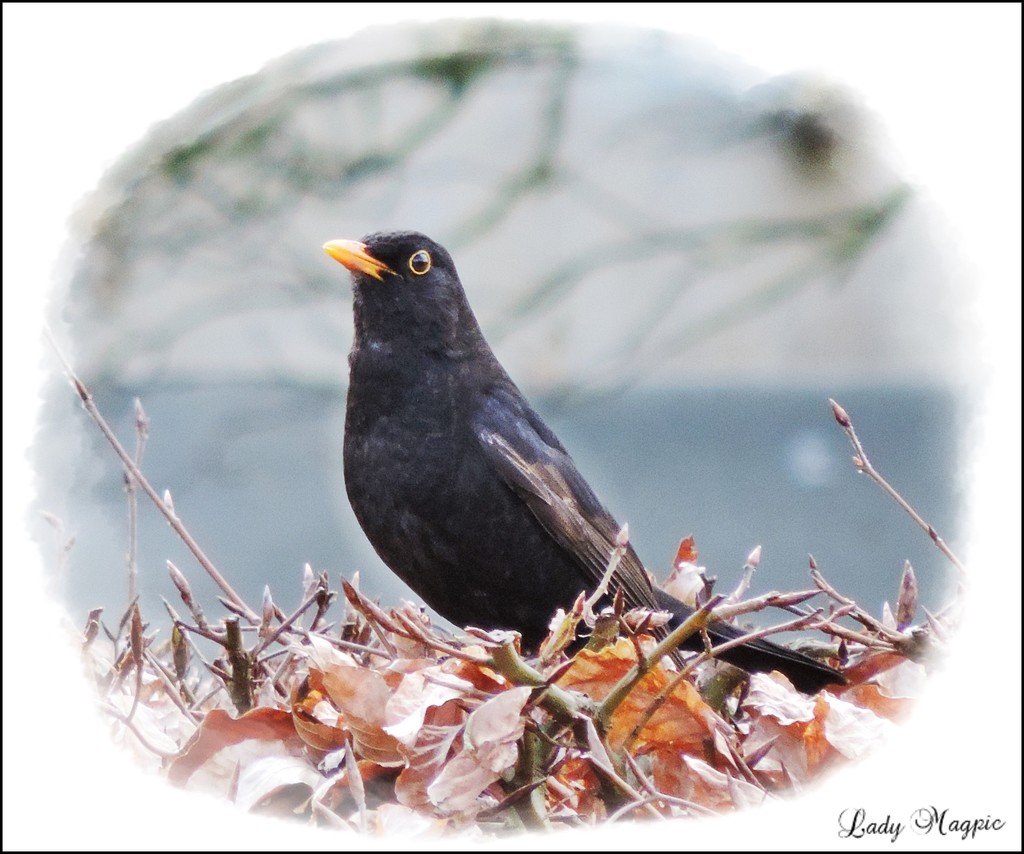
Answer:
[323, 231, 844, 693]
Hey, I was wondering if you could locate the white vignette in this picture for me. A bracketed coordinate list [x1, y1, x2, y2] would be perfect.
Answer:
[3, 4, 1020, 851]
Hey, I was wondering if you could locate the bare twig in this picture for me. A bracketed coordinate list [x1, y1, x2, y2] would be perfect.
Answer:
[597, 596, 723, 727]
[583, 719, 662, 820]
[167, 561, 209, 631]
[341, 581, 399, 658]
[490, 639, 583, 721]
[829, 399, 965, 574]
[252, 577, 332, 658]
[143, 648, 201, 725]
[583, 525, 630, 621]
[321, 634, 396, 661]
[223, 616, 253, 713]
[125, 397, 149, 607]
[713, 589, 823, 622]
[106, 707, 181, 760]
[606, 790, 718, 822]
[702, 610, 833, 662]
[809, 560, 908, 645]
[391, 607, 491, 664]
[726, 544, 761, 604]
[45, 328, 258, 621]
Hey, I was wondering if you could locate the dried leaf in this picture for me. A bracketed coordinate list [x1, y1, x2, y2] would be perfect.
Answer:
[802, 696, 832, 771]
[743, 672, 816, 726]
[463, 686, 531, 769]
[320, 664, 404, 766]
[651, 752, 764, 811]
[840, 651, 908, 685]
[346, 736, 367, 829]
[820, 693, 898, 760]
[383, 668, 473, 747]
[742, 673, 820, 783]
[426, 752, 503, 813]
[168, 708, 301, 787]
[395, 701, 466, 809]
[840, 683, 912, 722]
[662, 558, 706, 607]
[291, 670, 349, 753]
[234, 753, 321, 813]
[874, 659, 928, 699]
[674, 535, 699, 565]
[426, 687, 531, 812]
[443, 656, 508, 693]
[547, 753, 604, 820]
[560, 638, 726, 752]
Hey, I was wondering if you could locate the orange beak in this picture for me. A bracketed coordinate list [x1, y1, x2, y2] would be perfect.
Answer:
[322, 239, 395, 281]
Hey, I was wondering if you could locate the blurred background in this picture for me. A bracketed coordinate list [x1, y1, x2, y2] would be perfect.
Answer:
[35, 18, 969, 637]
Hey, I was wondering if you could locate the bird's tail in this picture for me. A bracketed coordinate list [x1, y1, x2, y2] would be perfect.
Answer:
[652, 588, 845, 694]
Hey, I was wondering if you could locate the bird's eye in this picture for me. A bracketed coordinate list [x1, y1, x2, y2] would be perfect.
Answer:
[408, 250, 431, 275]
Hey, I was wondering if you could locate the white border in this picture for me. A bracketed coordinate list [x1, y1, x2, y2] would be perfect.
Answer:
[4, 4, 1020, 850]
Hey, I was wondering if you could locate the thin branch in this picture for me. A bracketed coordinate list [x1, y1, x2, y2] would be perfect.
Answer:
[321, 634, 397, 661]
[125, 397, 149, 608]
[597, 596, 722, 726]
[829, 398, 965, 573]
[106, 707, 181, 760]
[391, 607, 490, 664]
[695, 609, 834, 663]
[606, 790, 717, 822]
[252, 577, 330, 658]
[45, 327, 258, 621]
[143, 649, 201, 726]
[583, 719, 662, 821]
[809, 561, 915, 649]
[340, 581, 398, 658]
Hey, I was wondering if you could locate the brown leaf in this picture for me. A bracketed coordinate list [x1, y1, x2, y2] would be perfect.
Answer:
[839, 659, 926, 722]
[840, 683, 912, 721]
[741, 673, 819, 783]
[819, 692, 897, 761]
[802, 695, 832, 771]
[426, 751, 505, 813]
[743, 673, 896, 782]
[168, 708, 300, 786]
[546, 753, 604, 820]
[319, 664, 404, 766]
[426, 687, 531, 813]
[464, 686, 530, 759]
[559, 638, 726, 752]
[291, 670, 349, 753]
[674, 535, 699, 565]
[234, 754, 322, 813]
[744, 671, 816, 726]
[651, 751, 763, 811]
[840, 651, 908, 685]
[394, 700, 466, 810]
[383, 668, 474, 747]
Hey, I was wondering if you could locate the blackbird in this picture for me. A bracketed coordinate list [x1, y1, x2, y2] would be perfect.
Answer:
[323, 231, 844, 693]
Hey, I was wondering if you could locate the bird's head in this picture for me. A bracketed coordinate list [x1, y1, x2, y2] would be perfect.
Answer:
[323, 230, 481, 355]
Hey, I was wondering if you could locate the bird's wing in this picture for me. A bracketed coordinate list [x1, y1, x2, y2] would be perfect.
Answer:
[473, 388, 658, 613]
[474, 388, 846, 692]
